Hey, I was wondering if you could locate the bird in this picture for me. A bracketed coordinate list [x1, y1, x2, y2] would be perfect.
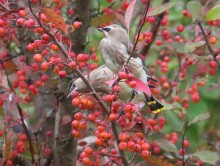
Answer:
[70, 65, 165, 113]
[98, 24, 165, 113]
[98, 24, 147, 82]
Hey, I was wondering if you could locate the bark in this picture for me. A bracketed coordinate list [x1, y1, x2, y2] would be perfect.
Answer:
[69, 0, 91, 54]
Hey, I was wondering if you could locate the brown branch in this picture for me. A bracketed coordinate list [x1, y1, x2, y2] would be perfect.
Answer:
[140, 0, 169, 56]
[0, 60, 35, 164]
[182, 121, 189, 166]
[198, 21, 220, 66]
[126, 0, 151, 64]
[163, 56, 181, 98]
[111, 121, 129, 166]
[27, 0, 109, 116]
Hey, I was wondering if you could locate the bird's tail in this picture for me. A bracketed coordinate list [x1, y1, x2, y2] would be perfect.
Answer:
[144, 94, 165, 113]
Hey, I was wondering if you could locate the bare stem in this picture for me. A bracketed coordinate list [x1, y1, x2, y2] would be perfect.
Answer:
[140, 0, 169, 56]
[111, 121, 129, 166]
[0, 60, 35, 164]
[182, 121, 189, 166]
[126, 0, 151, 64]
[198, 21, 220, 66]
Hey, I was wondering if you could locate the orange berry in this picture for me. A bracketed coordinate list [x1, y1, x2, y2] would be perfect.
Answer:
[72, 130, 80, 138]
[142, 150, 150, 158]
[119, 141, 127, 150]
[163, 82, 170, 90]
[34, 54, 43, 62]
[73, 21, 81, 29]
[41, 62, 49, 71]
[71, 120, 79, 129]
[72, 98, 80, 106]
[209, 36, 217, 44]
[78, 121, 87, 130]
[84, 147, 93, 155]
[109, 113, 117, 121]
[50, 44, 59, 51]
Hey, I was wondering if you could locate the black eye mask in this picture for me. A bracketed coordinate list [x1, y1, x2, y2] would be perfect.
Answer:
[102, 27, 111, 32]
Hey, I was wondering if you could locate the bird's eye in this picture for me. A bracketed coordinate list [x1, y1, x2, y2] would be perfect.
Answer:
[70, 83, 76, 91]
[103, 27, 111, 32]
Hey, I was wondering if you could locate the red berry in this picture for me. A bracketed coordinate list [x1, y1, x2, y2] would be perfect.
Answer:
[68, 61, 78, 70]
[16, 18, 25, 26]
[177, 24, 184, 32]
[142, 150, 150, 158]
[0, 130, 3, 137]
[59, 70, 66, 78]
[183, 140, 190, 148]
[209, 61, 217, 68]
[118, 72, 127, 79]
[179, 148, 186, 156]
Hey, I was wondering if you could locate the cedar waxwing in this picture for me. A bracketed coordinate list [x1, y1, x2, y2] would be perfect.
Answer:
[98, 25, 165, 113]
[70, 65, 165, 113]
[98, 24, 147, 83]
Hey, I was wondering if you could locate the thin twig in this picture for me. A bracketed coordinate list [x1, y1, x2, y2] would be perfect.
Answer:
[182, 121, 189, 166]
[129, 153, 138, 165]
[163, 56, 181, 98]
[145, 114, 158, 136]
[0, 60, 35, 164]
[111, 121, 129, 166]
[198, 21, 220, 66]
[140, 0, 169, 56]
[125, 0, 151, 64]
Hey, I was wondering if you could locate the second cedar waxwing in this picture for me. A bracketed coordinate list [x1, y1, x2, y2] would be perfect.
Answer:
[70, 65, 165, 113]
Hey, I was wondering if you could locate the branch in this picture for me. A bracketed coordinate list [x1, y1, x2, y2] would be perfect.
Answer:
[140, 0, 169, 56]
[27, 0, 109, 116]
[125, 0, 151, 64]
[163, 56, 181, 98]
[0, 60, 35, 164]
[198, 21, 220, 66]
[182, 121, 189, 166]
[111, 121, 129, 166]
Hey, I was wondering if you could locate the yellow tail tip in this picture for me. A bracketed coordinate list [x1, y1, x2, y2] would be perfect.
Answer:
[152, 107, 166, 114]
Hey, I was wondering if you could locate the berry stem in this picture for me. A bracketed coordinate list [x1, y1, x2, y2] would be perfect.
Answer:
[198, 21, 220, 66]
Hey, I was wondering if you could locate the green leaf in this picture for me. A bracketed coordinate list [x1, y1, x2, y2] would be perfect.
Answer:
[186, 1, 202, 22]
[205, 5, 220, 21]
[173, 42, 185, 53]
[192, 150, 219, 165]
[178, 79, 189, 91]
[162, 102, 185, 131]
[184, 41, 205, 53]
[156, 139, 178, 153]
[188, 111, 210, 126]
[147, 2, 177, 16]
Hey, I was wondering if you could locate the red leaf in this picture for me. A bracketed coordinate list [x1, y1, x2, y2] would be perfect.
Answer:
[125, 0, 137, 32]
[126, 77, 151, 96]
[105, 79, 116, 86]
[41, 8, 67, 33]
[61, 115, 72, 125]
[114, 12, 126, 28]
